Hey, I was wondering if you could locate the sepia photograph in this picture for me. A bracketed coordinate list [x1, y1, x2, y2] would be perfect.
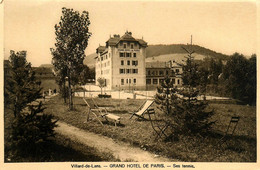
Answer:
[1, 0, 258, 169]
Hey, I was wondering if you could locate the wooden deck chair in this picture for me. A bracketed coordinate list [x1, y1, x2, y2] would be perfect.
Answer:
[83, 98, 121, 126]
[91, 98, 121, 126]
[129, 100, 154, 120]
[83, 98, 104, 126]
[218, 116, 240, 146]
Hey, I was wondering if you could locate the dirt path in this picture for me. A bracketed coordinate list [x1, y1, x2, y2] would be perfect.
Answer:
[55, 121, 174, 162]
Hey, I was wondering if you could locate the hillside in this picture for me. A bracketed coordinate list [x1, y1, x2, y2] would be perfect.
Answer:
[146, 44, 229, 60]
[83, 53, 97, 68]
[39, 64, 54, 68]
[84, 44, 229, 67]
[146, 53, 205, 64]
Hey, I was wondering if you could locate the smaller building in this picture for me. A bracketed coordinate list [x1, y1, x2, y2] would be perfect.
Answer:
[146, 60, 183, 90]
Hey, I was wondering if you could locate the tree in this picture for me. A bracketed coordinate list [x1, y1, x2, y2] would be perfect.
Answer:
[154, 38, 215, 141]
[181, 46, 200, 87]
[4, 50, 57, 157]
[5, 50, 41, 117]
[51, 7, 91, 110]
[78, 65, 96, 85]
[223, 53, 256, 105]
[246, 54, 256, 105]
[97, 77, 106, 95]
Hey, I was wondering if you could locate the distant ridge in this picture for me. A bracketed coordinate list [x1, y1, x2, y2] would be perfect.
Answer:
[39, 64, 54, 68]
[146, 44, 229, 60]
[84, 44, 230, 67]
[83, 53, 97, 68]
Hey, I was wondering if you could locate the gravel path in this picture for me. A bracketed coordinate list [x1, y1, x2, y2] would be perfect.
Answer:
[55, 121, 173, 162]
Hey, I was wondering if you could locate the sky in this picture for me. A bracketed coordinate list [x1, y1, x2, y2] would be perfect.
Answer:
[3, 0, 258, 67]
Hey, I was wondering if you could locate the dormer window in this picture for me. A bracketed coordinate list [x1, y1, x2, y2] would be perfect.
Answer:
[123, 43, 127, 48]
[130, 43, 134, 49]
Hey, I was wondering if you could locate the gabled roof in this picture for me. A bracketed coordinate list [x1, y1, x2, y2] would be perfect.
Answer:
[105, 31, 148, 47]
[96, 46, 106, 54]
[120, 32, 136, 41]
[106, 37, 120, 46]
[136, 39, 148, 47]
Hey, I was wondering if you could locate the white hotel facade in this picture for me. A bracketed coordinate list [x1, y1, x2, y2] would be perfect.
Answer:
[95, 31, 147, 90]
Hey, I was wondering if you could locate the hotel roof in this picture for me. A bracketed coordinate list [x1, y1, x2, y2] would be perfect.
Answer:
[105, 31, 148, 47]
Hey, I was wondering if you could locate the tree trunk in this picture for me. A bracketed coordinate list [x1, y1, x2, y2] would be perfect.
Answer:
[68, 70, 73, 110]
[63, 81, 67, 104]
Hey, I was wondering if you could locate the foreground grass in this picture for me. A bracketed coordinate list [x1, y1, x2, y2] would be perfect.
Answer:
[4, 107, 117, 162]
[44, 96, 256, 162]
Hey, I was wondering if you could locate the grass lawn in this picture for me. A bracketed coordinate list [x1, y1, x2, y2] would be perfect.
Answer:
[44, 95, 256, 162]
[4, 107, 117, 162]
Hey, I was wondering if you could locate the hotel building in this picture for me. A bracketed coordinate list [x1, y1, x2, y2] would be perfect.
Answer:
[95, 31, 147, 90]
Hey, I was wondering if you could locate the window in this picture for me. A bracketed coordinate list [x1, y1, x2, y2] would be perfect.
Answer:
[121, 79, 124, 85]
[133, 78, 136, 84]
[132, 60, 138, 66]
[166, 70, 168, 75]
[176, 69, 179, 73]
[133, 53, 136, 57]
[123, 43, 127, 48]
[153, 79, 158, 84]
[131, 43, 134, 49]
[127, 60, 130, 65]
[146, 79, 151, 84]
[129, 79, 131, 84]
[126, 69, 131, 74]
[132, 69, 138, 74]
[177, 79, 180, 84]
[159, 70, 164, 75]
[148, 70, 151, 75]
[120, 69, 125, 74]
[126, 79, 128, 84]
[120, 52, 124, 57]
[129, 53, 132, 57]
[121, 60, 124, 65]
[126, 53, 130, 57]
[101, 57, 103, 61]
[172, 78, 176, 84]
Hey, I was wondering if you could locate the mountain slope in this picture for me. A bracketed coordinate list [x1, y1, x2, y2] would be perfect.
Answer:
[146, 44, 229, 60]
[84, 44, 229, 67]
[83, 53, 97, 68]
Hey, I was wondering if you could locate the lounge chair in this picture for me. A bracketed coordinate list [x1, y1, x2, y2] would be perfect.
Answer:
[129, 100, 154, 120]
[83, 98, 121, 126]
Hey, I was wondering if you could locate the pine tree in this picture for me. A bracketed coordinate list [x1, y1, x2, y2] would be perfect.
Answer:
[174, 41, 215, 135]
[5, 50, 42, 117]
[154, 37, 215, 141]
[5, 50, 57, 157]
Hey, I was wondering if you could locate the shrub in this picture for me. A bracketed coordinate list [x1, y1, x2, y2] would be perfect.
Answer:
[11, 104, 58, 156]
